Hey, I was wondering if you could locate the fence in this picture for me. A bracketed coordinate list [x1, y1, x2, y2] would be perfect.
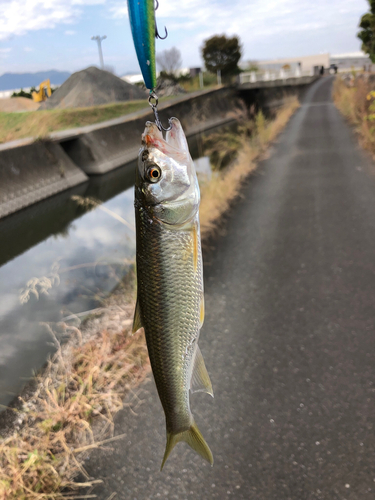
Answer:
[239, 68, 314, 85]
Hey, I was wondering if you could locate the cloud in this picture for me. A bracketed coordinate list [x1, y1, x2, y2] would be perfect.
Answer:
[0, 0, 105, 40]
[0, 0, 367, 69]
[110, 1, 127, 17]
[65, 30, 76, 35]
[108, 0, 366, 62]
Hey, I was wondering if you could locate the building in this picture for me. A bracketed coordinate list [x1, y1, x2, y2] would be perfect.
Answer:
[330, 52, 374, 72]
[242, 53, 330, 75]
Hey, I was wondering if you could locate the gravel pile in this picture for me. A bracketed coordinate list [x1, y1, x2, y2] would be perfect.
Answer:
[39, 66, 146, 109]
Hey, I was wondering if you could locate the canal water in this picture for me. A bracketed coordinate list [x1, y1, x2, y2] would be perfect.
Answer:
[0, 129, 215, 410]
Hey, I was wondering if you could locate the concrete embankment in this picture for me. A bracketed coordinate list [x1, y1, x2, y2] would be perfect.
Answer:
[53, 87, 244, 175]
[0, 77, 318, 219]
[0, 140, 88, 219]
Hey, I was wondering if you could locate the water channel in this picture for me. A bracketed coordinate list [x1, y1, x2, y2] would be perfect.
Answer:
[0, 129, 216, 410]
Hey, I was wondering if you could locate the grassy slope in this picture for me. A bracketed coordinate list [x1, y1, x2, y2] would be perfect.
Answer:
[333, 75, 375, 154]
[0, 99, 163, 144]
[0, 82, 225, 144]
[0, 97, 299, 499]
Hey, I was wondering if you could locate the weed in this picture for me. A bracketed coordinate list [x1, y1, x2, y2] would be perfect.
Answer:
[0, 281, 149, 499]
[333, 75, 375, 153]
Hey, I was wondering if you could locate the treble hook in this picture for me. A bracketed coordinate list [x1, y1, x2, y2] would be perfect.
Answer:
[154, 0, 168, 40]
[148, 92, 172, 132]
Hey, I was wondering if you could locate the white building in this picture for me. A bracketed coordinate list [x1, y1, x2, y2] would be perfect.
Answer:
[242, 53, 330, 75]
[330, 52, 374, 72]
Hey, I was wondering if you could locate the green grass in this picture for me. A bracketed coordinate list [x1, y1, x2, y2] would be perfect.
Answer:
[0, 98, 175, 144]
[180, 72, 218, 92]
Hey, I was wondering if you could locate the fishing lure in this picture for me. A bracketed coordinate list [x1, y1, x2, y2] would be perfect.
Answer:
[127, 0, 169, 129]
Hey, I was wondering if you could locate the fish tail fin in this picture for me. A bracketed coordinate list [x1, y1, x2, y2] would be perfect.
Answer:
[160, 421, 213, 470]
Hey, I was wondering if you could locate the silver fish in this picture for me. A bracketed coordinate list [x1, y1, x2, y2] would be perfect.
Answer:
[133, 118, 213, 470]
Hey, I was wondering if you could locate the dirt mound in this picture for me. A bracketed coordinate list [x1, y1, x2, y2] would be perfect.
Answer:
[39, 66, 146, 110]
[0, 97, 39, 112]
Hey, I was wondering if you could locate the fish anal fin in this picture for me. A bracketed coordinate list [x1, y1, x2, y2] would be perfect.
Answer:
[132, 300, 143, 334]
[161, 420, 213, 470]
[191, 345, 213, 397]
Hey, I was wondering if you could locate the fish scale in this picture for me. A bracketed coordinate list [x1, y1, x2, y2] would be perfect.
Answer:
[136, 208, 202, 431]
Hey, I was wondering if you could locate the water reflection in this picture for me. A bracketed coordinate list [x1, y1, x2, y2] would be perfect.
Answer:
[0, 163, 136, 408]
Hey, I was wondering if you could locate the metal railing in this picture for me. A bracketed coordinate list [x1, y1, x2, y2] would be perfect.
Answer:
[239, 68, 314, 84]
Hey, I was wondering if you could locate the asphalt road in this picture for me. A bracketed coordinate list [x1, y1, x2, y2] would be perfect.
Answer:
[84, 76, 375, 500]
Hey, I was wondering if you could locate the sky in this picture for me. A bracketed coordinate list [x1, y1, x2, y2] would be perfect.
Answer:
[0, 0, 369, 76]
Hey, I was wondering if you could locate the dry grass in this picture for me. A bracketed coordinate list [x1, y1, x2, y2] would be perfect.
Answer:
[0, 280, 149, 499]
[200, 97, 300, 238]
[0, 96, 300, 499]
[333, 75, 375, 153]
[0, 97, 177, 144]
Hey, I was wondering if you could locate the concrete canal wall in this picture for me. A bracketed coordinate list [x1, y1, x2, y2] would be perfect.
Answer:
[0, 76, 318, 219]
[0, 140, 88, 219]
[54, 87, 244, 175]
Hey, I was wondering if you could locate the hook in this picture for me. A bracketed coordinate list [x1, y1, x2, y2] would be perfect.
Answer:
[154, 0, 168, 40]
[148, 92, 172, 132]
[156, 25, 168, 40]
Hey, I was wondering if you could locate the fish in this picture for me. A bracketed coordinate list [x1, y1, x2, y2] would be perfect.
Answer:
[127, 0, 157, 90]
[133, 117, 214, 470]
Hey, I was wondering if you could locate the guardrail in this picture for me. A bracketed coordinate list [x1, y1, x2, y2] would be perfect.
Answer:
[239, 68, 314, 84]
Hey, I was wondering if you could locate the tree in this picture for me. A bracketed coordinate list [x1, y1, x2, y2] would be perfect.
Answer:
[156, 47, 182, 75]
[201, 35, 242, 76]
[358, 0, 375, 62]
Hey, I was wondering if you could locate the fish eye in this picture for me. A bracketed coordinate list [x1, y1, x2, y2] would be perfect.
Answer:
[146, 164, 162, 183]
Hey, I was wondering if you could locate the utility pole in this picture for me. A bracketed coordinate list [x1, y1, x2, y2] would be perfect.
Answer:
[91, 35, 107, 69]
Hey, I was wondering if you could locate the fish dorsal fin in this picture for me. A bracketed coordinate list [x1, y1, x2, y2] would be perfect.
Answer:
[132, 300, 143, 334]
[190, 346, 214, 397]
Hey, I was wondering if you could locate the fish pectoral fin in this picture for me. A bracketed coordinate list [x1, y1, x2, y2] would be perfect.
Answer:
[161, 420, 213, 470]
[132, 299, 143, 334]
[190, 345, 214, 397]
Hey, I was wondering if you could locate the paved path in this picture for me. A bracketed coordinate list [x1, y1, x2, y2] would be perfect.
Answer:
[84, 77, 375, 499]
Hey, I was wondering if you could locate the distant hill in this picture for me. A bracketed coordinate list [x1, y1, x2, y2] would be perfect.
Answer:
[0, 70, 71, 91]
